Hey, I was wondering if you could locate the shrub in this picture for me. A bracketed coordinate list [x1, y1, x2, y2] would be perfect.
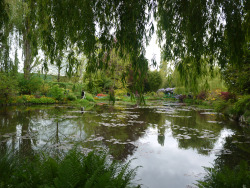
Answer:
[48, 84, 64, 101]
[206, 89, 222, 102]
[178, 95, 186, 102]
[0, 73, 18, 104]
[144, 71, 163, 92]
[114, 88, 127, 96]
[197, 161, 250, 188]
[14, 95, 56, 104]
[40, 83, 50, 96]
[197, 91, 207, 100]
[145, 92, 157, 97]
[18, 75, 43, 95]
[220, 92, 236, 101]
[52, 82, 67, 89]
[157, 91, 165, 98]
[232, 95, 250, 117]
[67, 93, 77, 101]
[97, 93, 108, 97]
[213, 100, 229, 112]
[85, 93, 95, 102]
[29, 96, 56, 104]
[0, 149, 138, 188]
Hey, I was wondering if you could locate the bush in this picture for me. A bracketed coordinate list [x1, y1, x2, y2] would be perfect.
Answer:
[97, 93, 108, 97]
[40, 82, 50, 96]
[220, 92, 236, 101]
[67, 93, 77, 101]
[0, 149, 138, 188]
[114, 88, 127, 96]
[14, 95, 56, 104]
[0, 73, 18, 104]
[144, 71, 163, 92]
[197, 161, 250, 188]
[157, 91, 165, 98]
[48, 84, 64, 101]
[232, 95, 250, 117]
[85, 93, 95, 102]
[197, 91, 207, 100]
[29, 96, 56, 104]
[213, 100, 229, 112]
[18, 75, 43, 95]
[178, 95, 186, 102]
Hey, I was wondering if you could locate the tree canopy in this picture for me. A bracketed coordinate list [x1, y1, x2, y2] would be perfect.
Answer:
[0, 0, 249, 92]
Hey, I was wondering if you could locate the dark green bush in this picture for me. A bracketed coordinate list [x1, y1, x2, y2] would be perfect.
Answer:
[0, 149, 138, 188]
[18, 75, 43, 95]
[232, 95, 250, 117]
[0, 73, 18, 104]
[213, 100, 229, 112]
[67, 93, 77, 101]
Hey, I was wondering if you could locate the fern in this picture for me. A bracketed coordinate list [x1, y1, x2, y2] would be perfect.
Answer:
[0, 148, 138, 188]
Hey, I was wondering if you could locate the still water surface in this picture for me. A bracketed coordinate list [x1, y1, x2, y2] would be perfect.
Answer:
[0, 102, 249, 187]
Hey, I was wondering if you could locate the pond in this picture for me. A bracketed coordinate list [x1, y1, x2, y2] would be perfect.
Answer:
[0, 102, 249, 188]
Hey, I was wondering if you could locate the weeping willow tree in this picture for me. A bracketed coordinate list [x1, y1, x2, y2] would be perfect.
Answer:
[157, 0, 250, 90]
[0, 0, 249, 97]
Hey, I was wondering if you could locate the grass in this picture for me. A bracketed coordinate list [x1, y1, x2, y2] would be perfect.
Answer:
[0, 148, 139, 188]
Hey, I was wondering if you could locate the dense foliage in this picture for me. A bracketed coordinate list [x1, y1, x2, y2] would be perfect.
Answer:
[0, 0, 249, 95]
[197, 161, 250, 188]
[0, 149, 138, 188]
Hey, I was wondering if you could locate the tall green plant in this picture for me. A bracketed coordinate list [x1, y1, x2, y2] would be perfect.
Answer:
[197, 161, 250, 188]
[48, 84, 64, 101]
[0, 73, 18, 103]
[0, 149, 138, 188]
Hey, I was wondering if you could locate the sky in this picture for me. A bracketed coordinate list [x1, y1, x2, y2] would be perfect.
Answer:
[145, 31, 161, 71]
[10, 26, 162, 74]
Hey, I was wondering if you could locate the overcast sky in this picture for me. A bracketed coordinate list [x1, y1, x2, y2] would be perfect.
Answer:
[146, 31, 161, 71]
[10, 23, 162, 74]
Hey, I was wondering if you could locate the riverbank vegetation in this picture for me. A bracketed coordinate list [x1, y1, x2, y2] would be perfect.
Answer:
[0, 0, 249, 187]
[0, 148, 138, 188]
[197, 161, 250, 188]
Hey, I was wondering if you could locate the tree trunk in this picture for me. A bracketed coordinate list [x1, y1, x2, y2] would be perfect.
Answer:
[23, 18, 32, 80]
[57, 67, 61, 82]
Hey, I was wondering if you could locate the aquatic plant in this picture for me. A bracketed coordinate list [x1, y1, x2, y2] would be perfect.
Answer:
[0, 149, 138, 188]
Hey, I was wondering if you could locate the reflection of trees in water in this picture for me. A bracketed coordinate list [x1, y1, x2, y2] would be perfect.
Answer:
[165, 110, 223, 155]
[79, 106, 164, 160]
[214, 132, 250, 170]
[0, 107, 41, 156]
[1, 105, 248, 163]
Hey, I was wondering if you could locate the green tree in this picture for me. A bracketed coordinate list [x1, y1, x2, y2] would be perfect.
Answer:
[1, 0, 249, 94]
[222, 53, 250, 94]
[0, 73, 18, 103]
[145, 70, 162, 92]
[5, 0, 39, 80]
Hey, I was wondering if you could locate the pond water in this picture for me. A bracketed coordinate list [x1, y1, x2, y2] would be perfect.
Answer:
[0, 102, 249, 187]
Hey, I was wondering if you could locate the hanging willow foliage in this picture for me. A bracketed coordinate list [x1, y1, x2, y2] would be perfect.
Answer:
[157, 0, 249, 73]
[0, 0, 249, 96]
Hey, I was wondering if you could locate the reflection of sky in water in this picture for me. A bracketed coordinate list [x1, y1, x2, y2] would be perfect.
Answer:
[0, 105, 248, 188]
[128, 126, 234, 188]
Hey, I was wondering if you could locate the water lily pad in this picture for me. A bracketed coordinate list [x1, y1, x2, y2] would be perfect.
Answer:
[207, 121, 223, 124]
